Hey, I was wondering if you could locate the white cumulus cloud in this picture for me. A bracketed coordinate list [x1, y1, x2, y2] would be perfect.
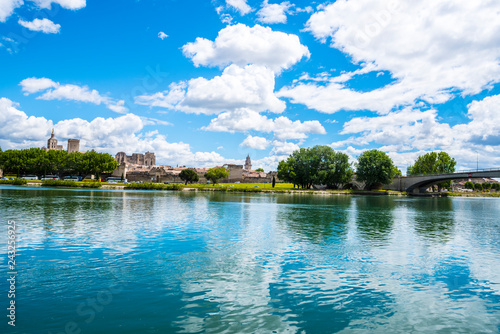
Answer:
[225, 0, 252, 15]
[0, 97, 52, 147]
[454, 94, 500, 147]
[270, 140, 300, 156]
[19, 77, 58, 94]
[280, 0, 500, 114]
[20, 77, 128, 113]
[240, 135, 270, 150]
[0, 0, 85, 23]
[136, 65, 285, 115]
[158, 31, 168, 40]
[203, 108, 326, 140]
[33, 0, 86, 10]
[182, 24, 310, 73]
[332, 94, 500, 170]
[18, 18, 61, 33]
[0, 0, 23, 22]
[257, 1, 292, 24]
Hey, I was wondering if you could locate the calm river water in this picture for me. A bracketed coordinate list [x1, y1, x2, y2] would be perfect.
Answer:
[1, 185, 500, 333]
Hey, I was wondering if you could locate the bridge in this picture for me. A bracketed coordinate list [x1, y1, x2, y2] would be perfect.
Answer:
[384, 169, 500, 193]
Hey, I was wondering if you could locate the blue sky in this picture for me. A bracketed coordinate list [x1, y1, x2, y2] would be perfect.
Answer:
[1, 0, 500, 172]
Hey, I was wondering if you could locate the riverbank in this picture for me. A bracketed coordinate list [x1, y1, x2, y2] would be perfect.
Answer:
[5, 182, 498, 197]
[447, 192, 500, 197]
[8, 182, 408, 196]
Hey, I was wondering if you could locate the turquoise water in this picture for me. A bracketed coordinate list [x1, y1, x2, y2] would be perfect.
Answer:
[1, 185, 500, 333]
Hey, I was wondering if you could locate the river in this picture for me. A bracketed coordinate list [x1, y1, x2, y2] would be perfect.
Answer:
[1, 185, 499, 333]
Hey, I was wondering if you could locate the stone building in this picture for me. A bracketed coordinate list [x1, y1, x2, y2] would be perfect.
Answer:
[223, 164, 245, 182]
[120, 165, 202, 183]
[111, 154, 276, 184]
[67, 139, 80, 153]
[43, 129, 80, 152]
[115, 151, 156, 166]
[46, 129, 64, 151]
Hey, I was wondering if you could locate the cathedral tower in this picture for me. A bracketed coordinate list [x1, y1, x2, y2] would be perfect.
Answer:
[244, 154, 252, 170]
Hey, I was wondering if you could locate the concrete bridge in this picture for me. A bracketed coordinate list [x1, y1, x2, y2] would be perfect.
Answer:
[384, 169, 500, 193]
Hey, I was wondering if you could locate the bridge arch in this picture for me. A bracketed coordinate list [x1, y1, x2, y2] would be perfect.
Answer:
[385, 169, 500, 193]
[406, 177, 457, 193]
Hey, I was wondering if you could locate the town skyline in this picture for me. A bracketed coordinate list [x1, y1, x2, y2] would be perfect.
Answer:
[1, 0, 500, 172]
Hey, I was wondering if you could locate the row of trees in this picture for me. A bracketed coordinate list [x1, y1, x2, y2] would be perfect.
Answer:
[178, 167, 232, 185]
[277, 146, 354, 189]
[464, 182, 500, 191]
[277, 146, 401, 190]
[276, 146, 465, 191]
[0, 148, 118, 178]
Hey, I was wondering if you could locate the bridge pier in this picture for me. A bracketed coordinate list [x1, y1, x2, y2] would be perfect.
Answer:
[417, 187, 428, 194]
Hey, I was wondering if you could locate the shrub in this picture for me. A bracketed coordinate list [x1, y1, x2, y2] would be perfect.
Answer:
[482, 182, 492, 190]
[42, 180, 102, 188]
[125, 183, 184, 191]
[492, 183, 500, 191]
[474, 183, 483, 191]
[0, 178, 28, 185]
[464, 181, 474, 189]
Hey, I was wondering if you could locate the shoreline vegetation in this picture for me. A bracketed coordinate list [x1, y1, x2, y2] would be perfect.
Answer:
[1, 179, 499, 197]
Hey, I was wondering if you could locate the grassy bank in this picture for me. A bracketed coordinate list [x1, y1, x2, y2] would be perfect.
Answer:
[0, 179, 28, 185]
[188, 183, 295, 190]
[125, 183, 184, 191]
[187, 183, 359, 195]
[3, 179, 499, 198]
[42, 180, 102, 188]
[447, 191, 500, 197]
[187, 183, 300, 193]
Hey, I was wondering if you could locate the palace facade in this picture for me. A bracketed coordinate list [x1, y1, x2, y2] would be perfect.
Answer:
[111, 153, 276, 183]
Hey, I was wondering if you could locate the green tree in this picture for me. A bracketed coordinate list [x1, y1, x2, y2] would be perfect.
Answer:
[277, 146, 353, 189]
[464, 181, 474, 189]
[79, 151, 118, 179]
[321, 148, 353, 189]
[407, 152, 456, 191]
[179, 169, 199, 185]
[474, 183, 483, 191]
[0, 148, 117, 180]
[277, 161, 295, 184]
[482, 182, 492, 190]
[204, 167, 229, 185]
[356, 149, 396, 190]
[0, 148, 51, 177]
[0, 149, 23, 177]
[46, 149, 68, 176]
[287, 148, 315, 189]
[492, 183, 500, 191]
[29, 148, 50, 176]
[66, 152, 84, 176]
[255, 168, 264, 172]
[408, 152, 456, 175]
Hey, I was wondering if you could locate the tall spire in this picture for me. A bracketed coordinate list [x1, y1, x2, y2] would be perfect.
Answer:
[244, 154, 252, 170]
